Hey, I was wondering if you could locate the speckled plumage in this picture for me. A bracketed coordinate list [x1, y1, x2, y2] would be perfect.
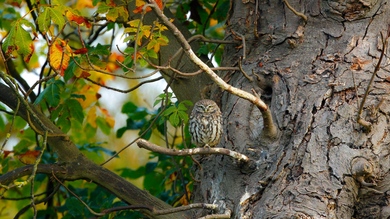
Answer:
[189, 99, 222, 147]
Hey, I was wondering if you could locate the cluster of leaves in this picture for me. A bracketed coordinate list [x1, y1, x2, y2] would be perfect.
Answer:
[0, 0, 228, 217]
[117, 93, 194, 206]
[123, 19, 169, 67]
[117, 92, 192, 139]
[117, 152, 194, 207]
[172, 0, 230, 65]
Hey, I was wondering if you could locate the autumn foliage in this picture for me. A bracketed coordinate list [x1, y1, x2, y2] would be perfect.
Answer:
[0, 0, 228, 218]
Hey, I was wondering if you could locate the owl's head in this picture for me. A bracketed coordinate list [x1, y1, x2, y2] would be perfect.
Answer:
[194, 99, 220, 114]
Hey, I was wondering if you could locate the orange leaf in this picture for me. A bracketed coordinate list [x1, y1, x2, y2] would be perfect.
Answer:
[18, 150, 40, 165]
[73, 48, 88, 55]
[79, 71, 91, 78]
[107, 52, 125, 72]
[133, 0, 162, 14]
[49, 39, 71, 76]
[24, 43, 35, 63]
[99, 107, 115, 128]
[75, 0, 94, 8]
[66, 11, 92, 28]
[3, 150, 13, 158]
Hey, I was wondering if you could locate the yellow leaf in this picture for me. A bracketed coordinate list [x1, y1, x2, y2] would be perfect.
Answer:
[77, 84, 100, 108]
[99, 107, 115, 128]
[74, 0, 94, 8]
[87, 106, 97, 128]
[49, 38, 72, 76]
[128, 19, 140, 27]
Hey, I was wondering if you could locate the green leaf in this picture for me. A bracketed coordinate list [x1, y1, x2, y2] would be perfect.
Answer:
[13, 139, 33, 154]
[162, 106, 176, 116]
[125, 118, 146, 130]
[169, 113, 180, 127]
[144, 172, 164, 195]
[37, 7, 51, 33]
[57, 109, 71, 133]
[37, 6, 65, 33]
[88, 44, 110, 56]
[83, 145, 115, 157]
[2, 19, 34, 62]
[145, 162, 158, 174]
[121, 101, 137, 114]
[62, 197, 85, 217]
[66, 99, 84, 123]
[153, 92, 174, 107]
[35, 79, 65, 106]
[178, 111, 189, 123]
[48, 7, 65, 30]
[0, 115, 5, 131]
[139, 127, 152, 140]
[116, 127, 127, 138]
[106, 8, 119, 22]
[64, 59, 77, 82]
[117, 166, 146, 179]
[96, 117, 111, 135]
[96, 2, 111, 14]
[121, 102, 149, 119]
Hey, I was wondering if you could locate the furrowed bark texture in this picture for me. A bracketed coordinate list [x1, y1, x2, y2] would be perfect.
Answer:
[192, 0, 390, 218]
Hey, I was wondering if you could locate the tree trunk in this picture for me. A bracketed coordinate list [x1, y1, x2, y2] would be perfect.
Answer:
[193, 0, 390, 218]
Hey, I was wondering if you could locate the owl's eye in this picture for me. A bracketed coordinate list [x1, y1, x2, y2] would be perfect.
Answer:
[197, 105, 205, 112]
[205, 105, 214, 112]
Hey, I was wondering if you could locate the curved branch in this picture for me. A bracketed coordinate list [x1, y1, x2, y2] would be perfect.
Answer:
[147, 0, 278, 139]
[136, 139, 250, 162]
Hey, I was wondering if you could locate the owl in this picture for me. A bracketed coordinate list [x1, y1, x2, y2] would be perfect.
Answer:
[189, 99, 222, 147]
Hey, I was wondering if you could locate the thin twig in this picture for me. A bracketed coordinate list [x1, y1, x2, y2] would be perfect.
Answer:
[52, 172, 106, 217]
[1, 96, 20, 151]
[30, 131, 48, 219]
[86, 76, 163, 93]
[100, 102, 168, 166]
[231, 30, 246, 60]
[357, 30, 389, 130]
[282, 0, 307, 22]
[238, 57, 253, 82]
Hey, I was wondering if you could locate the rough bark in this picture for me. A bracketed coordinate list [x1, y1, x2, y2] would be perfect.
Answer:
[193, 0, 390, 218]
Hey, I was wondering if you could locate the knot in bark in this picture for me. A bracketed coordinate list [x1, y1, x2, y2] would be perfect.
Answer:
[351, 157, 377, 187]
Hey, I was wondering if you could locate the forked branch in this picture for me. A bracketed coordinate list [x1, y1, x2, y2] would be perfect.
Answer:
[146, 0, 278, 139]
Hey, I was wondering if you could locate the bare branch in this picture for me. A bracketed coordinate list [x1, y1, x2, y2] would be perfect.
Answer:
[146, 0, 268, 111]
[136, 139, 250, 162]
[86, 76, 163, 93]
